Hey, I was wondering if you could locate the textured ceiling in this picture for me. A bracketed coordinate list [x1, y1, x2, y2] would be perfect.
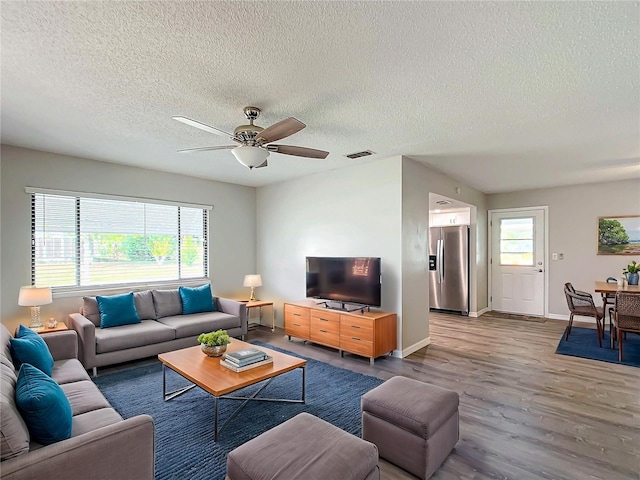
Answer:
[1, 1, 639, 193]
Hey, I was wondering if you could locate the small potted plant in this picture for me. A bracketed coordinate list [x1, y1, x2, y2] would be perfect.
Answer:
[197, 329, 231, 357]
[624, 260, 639, 286]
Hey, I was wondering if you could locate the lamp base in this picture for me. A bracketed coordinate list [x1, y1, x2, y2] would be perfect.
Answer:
[249, 287, 256, 302]
[30, 306, 43, 329]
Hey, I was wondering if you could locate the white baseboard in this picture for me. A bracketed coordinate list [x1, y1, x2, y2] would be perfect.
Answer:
[547, 313, 607, 325]
[470, 307, 490, 318]
[396, 336, 431, 358]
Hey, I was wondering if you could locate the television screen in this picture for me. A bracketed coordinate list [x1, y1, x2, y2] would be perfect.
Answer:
[306, 257, 381, 307]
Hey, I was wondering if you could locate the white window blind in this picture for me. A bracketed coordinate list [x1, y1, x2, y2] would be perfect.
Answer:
[30, 192, 209, 290]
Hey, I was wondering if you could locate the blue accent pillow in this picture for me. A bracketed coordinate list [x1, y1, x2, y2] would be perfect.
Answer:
[10, 325, 54, 376]
[179, 284, 216, 314]
[15, 363, 73, 445]
[96, 292, 140, 328]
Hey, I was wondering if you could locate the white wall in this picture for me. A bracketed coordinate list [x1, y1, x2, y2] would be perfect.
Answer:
[256, 155, 488, 357]
[488, 179, 640, 317]
[257, 157, 404, 348]
[1, 145, 256, 333]
[401, 157, 488, 353]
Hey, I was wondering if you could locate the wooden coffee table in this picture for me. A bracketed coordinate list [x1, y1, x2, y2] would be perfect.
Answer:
[158, 339, 306, 442]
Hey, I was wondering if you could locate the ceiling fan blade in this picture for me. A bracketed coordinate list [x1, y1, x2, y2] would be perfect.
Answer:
[256, 117, 306, 144]
[177, 145, 236, 153]
[255, 160, 269, 169]
[271, 144, 329, 159]
[173, 116, 235, 137]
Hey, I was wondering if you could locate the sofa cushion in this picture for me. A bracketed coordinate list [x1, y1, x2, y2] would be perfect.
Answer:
[10, 325, 54, 376]
[1, 324, 13, 364]
[0, 362, 30, 460]
[82, 296, 102, 326]
[156, 311, 241, 339]
[152, 289, 183, 318]
[51, 358, 92, 385]
[59, 380, 111, 416]
[134, 290, 156, 320]
[95, 320, 175, 354]
[15, 364, 73, 446]
[71, 408, 123, 438]
[97, 292, 141, 328]
[179, 284, 216, 314]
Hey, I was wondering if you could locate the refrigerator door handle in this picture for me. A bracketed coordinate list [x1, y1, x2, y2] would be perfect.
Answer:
[437, 239, 444, 283]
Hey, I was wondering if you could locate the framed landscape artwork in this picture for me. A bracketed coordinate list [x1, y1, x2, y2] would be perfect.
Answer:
[597, 215, 640, 255]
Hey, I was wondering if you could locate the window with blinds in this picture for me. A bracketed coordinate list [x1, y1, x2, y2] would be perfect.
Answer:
[30, 192, 209, 290]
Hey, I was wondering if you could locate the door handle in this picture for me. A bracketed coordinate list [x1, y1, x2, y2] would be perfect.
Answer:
[437, 239, 444, 283]
[537, 269, 543, 272]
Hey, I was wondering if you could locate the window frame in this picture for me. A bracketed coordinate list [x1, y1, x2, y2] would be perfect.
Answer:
[26, 187, 212, 296]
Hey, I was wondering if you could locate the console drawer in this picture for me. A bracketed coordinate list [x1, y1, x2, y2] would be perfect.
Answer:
[339, 315, 374, 342]
[340, 334, 374, 357]
[285, 304, 310, 338]
[310, 316, 340, 347]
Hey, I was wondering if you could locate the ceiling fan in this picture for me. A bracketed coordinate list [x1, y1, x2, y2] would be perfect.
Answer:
[173, 106, 329, 169]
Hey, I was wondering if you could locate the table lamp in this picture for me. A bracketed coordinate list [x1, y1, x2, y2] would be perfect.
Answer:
[18, 286, 52, 328]
[243, 275, 262, 302]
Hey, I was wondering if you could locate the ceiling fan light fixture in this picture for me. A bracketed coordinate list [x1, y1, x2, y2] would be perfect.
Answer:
[231, 146, 270, 169]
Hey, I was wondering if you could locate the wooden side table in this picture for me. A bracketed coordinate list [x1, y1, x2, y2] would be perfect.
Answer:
[32, 323, 68, 334]
[241, 300, 275, 332]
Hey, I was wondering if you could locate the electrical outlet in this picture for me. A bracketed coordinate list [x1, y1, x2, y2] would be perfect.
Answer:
[558, 253, 564, 260]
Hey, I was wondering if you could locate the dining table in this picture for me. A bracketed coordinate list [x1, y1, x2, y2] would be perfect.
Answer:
[594, 281, 640, 340]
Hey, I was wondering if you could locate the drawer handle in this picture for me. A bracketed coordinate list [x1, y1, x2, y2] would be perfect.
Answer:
[351, 325, 361, 329]
[293, 323, 301, 327]
[293, 313, 302, 317]
[319, 318, 329, 322]
[351, 337, 361, 341]
[320, 329, 328, 333]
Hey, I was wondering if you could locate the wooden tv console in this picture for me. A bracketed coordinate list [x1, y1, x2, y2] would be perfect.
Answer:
[284, 302, 397, 365]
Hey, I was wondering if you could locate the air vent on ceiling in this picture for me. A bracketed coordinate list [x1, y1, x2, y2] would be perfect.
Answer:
[345, 150, 375, 159]
[435, 200, 452, 206]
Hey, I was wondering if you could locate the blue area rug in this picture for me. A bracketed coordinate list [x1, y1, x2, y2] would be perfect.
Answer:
[93, 342, 383, 480]
[556, 326, 640, 367]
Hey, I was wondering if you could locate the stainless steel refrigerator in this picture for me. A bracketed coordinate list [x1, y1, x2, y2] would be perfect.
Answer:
[429, 225, 469, 315]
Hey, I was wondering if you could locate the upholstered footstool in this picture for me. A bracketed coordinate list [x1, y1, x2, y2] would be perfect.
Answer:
[226, 412, 380, 480]
[361, 376, 459, 480]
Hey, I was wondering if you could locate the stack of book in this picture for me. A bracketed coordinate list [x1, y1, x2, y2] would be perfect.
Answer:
[220, 348, 273, 372]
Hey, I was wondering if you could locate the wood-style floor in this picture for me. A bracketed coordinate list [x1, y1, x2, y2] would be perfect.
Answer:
[247, 312, 640, 480]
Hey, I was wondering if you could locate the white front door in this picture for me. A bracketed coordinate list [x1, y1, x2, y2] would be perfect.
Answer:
[490, 209, 546, 316]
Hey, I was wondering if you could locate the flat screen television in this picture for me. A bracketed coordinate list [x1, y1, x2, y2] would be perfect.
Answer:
[306, 257, 381, 307]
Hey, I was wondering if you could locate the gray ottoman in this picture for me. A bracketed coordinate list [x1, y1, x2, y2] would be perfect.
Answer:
[226, 412, 380, 480]
[361, 376, 459, 480]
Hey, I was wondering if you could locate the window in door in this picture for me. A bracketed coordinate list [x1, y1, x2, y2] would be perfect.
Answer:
[499, 217, 534, 266]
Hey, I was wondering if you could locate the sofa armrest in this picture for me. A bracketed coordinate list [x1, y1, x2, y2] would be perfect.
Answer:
[217, 297, 248, 336]
[67, 313, 97, 369]
[1, 415, 154, 480]
[41, 330, 78, 361]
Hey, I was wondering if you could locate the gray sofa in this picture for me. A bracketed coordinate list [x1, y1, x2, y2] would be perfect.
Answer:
[0, 325, 154, 480]
[68, 288, 248, 375]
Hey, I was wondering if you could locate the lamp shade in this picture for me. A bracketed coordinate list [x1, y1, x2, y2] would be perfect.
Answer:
[243, 275, 262, 288]
[231, 146, 269, 169]
[18, 286, 52, 307]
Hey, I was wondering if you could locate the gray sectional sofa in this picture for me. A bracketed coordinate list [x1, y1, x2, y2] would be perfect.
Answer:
[0, 325, 154, 480]
[68, 287, 248, 375]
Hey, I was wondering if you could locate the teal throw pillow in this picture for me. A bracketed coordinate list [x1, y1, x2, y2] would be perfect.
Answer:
[15, 363, 72, 445]
[96, 292, 140, 328]
[179, 284, 216, 314]
[9, 325, 54, 376]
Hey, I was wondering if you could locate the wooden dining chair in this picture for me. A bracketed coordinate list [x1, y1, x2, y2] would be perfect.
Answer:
[563, 282, 603, 348]
[612, 292, 640, 361]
